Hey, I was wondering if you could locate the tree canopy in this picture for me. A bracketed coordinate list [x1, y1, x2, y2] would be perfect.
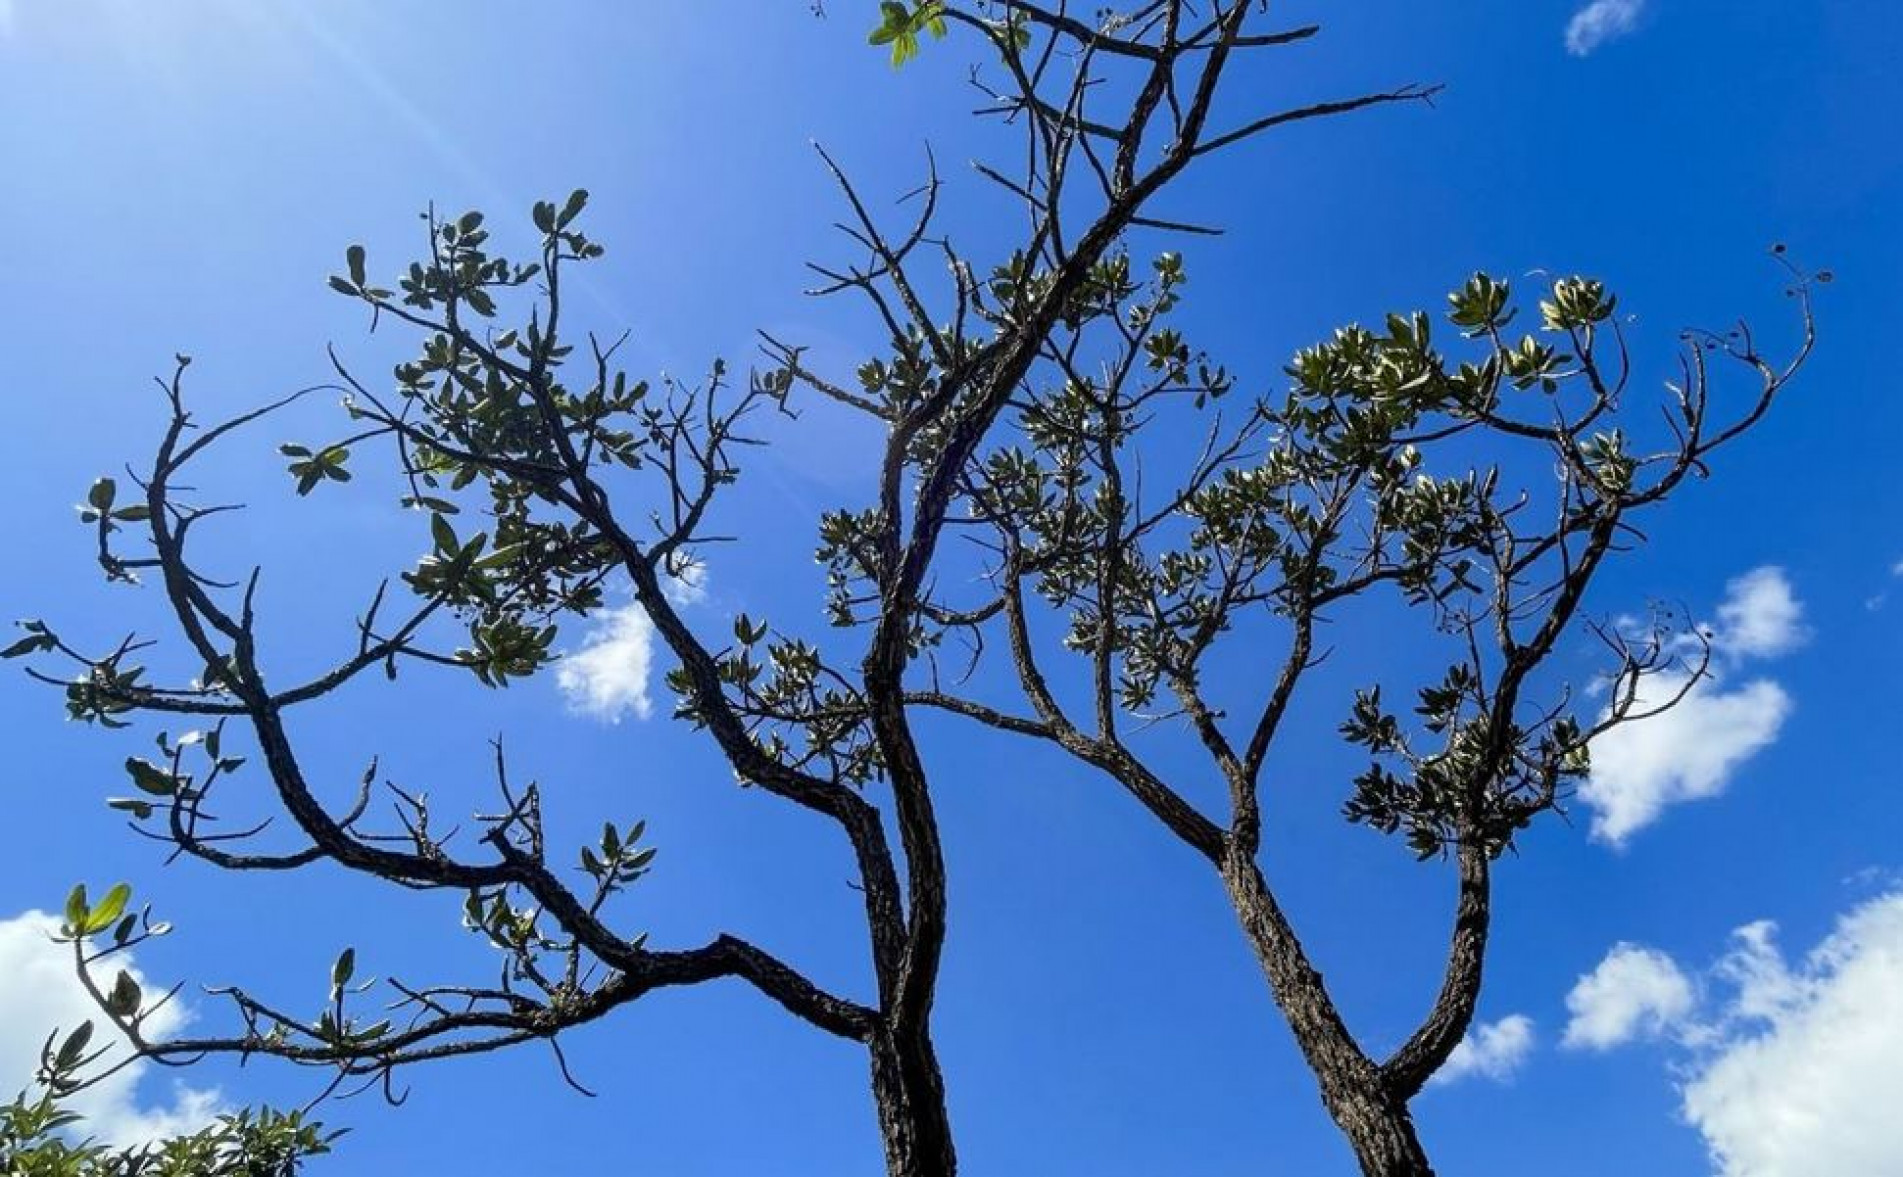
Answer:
[5, 5, 1820, 1176]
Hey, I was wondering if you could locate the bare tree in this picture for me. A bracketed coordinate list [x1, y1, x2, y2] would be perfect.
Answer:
[10, 6, 1455, 1175]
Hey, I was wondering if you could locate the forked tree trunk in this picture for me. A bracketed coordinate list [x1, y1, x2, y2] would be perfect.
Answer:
[869, 1026, 958, 1177]
[1324, 1086, 1435, 1176]
[1224, 865, 1436, 1177]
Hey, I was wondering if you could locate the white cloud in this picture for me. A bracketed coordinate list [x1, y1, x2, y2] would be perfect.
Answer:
[1433, 1014, 1536, 1085]
[0, 911, 223, 1147]
[1582, 567, 1802, 846]
[555, 567, 709, 723]
[1573, 892, 1903, 1175]
[1563, 943, 1697, 1050]
[557, 604, 657, 722]
[1681, 893, 1903, 1176]
[1582, 672, 1789, 845]
[1715, 567, 1805, 659]
[1565, 0, 1646, 57]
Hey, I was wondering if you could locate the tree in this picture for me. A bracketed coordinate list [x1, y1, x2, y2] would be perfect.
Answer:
[883, 262, 1815, 1173]
[4, 5, 1817, 1177]
[7, 7, 1439, 1176]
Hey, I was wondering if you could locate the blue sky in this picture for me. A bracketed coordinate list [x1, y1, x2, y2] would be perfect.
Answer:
[1, 2, 1900, 1174]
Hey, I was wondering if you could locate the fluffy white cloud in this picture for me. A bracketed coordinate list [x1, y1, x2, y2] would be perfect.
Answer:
[1562, 943, 1697, 1050]
[1433, 1014, 1536, 1085]
[1714, 567, 1806, 659]
[1564, 0, 1646, 56]
[1572, 892, 1903, 1175]
[0, 910, 222, 1146]
[1583, 673, 1789, 845]
[1582, 567, 1802, 846]
[555, 567, 709, 723]
[1682, 892, 1903, 1176]
[556, 603, 658, 722]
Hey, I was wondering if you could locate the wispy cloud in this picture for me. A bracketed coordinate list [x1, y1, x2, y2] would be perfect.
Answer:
[1582, 567, 1802, 846]
[1565, 0, 1646, 57]
[0, 911, 223, 1146]
[1433, 1015, 1536, 1085]
[662, 556, 708, 606]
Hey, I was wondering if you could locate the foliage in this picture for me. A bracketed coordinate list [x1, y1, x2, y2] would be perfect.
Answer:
[3, 977, 331, 1177]
[867, 1, 948, 66]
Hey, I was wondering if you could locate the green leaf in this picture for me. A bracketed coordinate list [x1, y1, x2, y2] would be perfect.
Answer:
[55, 1021, 95, 1069]
[327, 275, 360, 297]
[430, 513, 458, 553]
[346, 244, 367, 288]
[125, 757, 178, 797]
[558, 188, 589, 229]
[401, 495, 459, 515]
[64, 884, 88, 933]
[87, 478, 116, 512]
[331, 947, 356, 991]
[1, 633, 50, 659]
[107, 797, 156, 820]
[84, 883, 131, 935]
[471, 543, 523, 572]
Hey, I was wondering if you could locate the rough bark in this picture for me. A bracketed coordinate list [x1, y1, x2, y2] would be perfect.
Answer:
[1325, 1087, 1435, 1177]
[870, 1027, 958, 1177]
[1224, 862, 1434, 1177]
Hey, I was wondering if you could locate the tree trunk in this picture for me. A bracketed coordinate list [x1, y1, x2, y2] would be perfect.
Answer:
[869, 1027, 957, 1177]
[1323, 1085, 1435, 1177]
[1223, 864, 1435, 1176]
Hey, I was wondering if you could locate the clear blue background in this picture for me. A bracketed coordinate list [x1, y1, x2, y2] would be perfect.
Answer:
[1, 2, 1898, 1173]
